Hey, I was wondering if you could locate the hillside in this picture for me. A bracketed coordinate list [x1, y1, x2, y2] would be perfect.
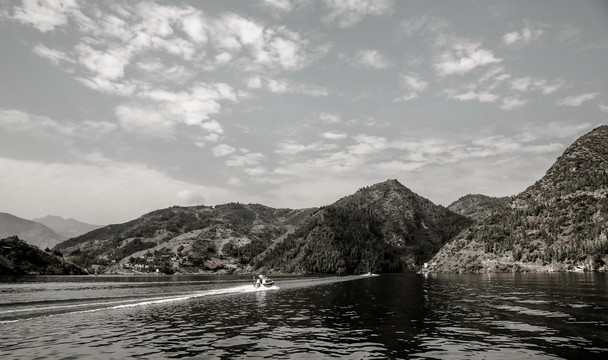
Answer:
[448, 194, 512, 222]
[55, 204, 316, 274]
[0, 213, 63, 249]
[32, 215, 103, 240]
[255, 179, 473, 274]
[0, 236, 86, 275]
[429, 125, 608, 273]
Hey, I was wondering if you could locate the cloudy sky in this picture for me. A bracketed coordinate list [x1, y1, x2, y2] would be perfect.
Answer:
[1, 0, 607, 225]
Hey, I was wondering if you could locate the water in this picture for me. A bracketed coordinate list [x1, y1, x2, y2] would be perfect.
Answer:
[0, 273, 606, 359]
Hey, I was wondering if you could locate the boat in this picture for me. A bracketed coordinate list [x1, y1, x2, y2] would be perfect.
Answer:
[253, 274, 274, 288]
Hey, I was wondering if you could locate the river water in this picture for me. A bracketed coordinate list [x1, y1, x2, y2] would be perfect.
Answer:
[0, 273, 606, 359]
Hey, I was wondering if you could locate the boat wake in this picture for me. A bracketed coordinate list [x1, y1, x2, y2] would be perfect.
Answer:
[1, 284, 280, 323]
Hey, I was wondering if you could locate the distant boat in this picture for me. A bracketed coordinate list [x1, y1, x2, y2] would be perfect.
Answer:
[253, 274, 275, 288]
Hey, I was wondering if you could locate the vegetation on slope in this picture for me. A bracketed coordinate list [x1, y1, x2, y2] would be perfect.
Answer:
[430, 125, 608, 273]
[54, 204, 315, 274]
[0, 236, 86, 275]
[256, 180, 473, 274]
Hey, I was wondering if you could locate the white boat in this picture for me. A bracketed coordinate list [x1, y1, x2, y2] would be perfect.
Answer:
[253, 274, 274, 288]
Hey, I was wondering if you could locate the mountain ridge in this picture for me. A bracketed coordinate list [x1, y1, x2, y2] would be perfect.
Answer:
[0, 213, 63, 249]
[429, 125, 608, 273]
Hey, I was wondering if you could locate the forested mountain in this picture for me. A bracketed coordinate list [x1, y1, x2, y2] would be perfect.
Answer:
[254, 180, 473, 274]
[448, 194, 512, 222]
[0, 213, 63, 249]
[54, 204, 315, 274]
[32, 215, 103, 240]
[0, 236, 86, 275]
[430, 125, 608, 273]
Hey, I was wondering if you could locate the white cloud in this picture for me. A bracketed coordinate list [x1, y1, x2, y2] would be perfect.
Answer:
[259, 0, 295, 12]
[114, 105, 175, 139]
[32, 44, 71, 65]
[263, 77, 329, 97]
[400, 15, 450, 37]
[502, 26, 543, 46]
[321, 131, 348, 140]
[0, 108, 116, 137]
[395, 72, 428, 101]
[212, 144, 237, 157]
[275, 141, 338, 155]
[501, 97, 528, 110]
[599, 103, 608, 113]
[319, 113, 342, 123]
[435, 40, 501, 76]
[226, 152, 265, 167]
[12, 0, 77, 32]
[322, 0, 394, 28]
[352, 49, 391, 69]
[557, 92, 599, 106]
[446, 90, 498, 103]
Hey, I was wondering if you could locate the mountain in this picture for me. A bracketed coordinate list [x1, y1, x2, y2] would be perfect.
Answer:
[448, 194, 512, 222]
[0, 236, 86, 275]
[254, 179, 473, 274]
[54, 204, 316, 274]
[0, 213, 63, 249]
[32, 215, 103, 240]
[429, 125, 608, 273]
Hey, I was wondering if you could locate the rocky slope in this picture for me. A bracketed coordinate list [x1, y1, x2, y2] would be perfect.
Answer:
[54, 204, 316, 274]
[429, 125, 608, 273]
[0, 236, 86, 275]
[0, 213, 63, 249]
[255, 179, 473, 274]
[448, 194, 512, 222]
[32, 215, 103, 240]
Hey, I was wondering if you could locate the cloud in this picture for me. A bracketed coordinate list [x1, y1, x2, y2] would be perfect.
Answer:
[321, 131, 348, 140]
[212, 144, 237, 157]
[446, 90, 498, 103]
[319, 113, 342, 123]
[259, 0, 295, 12]
[352, 49, 391, 69]
[226, 151, 265, 167]
[322, 0, 394, 28]
[500, 97, 528, 110]
[434, 40, 501, 76]
[32, 44, 71, 65]
[399, 15, 450, 37]
[114, 105, 175, 139]
[502, 26, 543, 46]
[599, 103, 608, 113]
[275, 141, 338, 155]
[12, 0, 78, 32]
[262, 77, 329, 96]
[557, 92, 599, 106]
[395, 72, 428, 101]
[0, 108, 116, 137]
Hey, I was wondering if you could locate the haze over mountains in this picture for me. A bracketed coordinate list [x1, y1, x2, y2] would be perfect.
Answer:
[0, 214, 102, 250]
[2, 126, 608, 275]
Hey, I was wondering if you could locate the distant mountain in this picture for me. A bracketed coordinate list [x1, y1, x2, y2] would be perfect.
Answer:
[255, 179, 473, 274]
[448, 194, 512, 222]
[32, 215, 103, 240]
[430, 125, 608, 273]
[0, 213, 63, 249]
[55, 204, 316, 274]
[0, 236, 86, 275]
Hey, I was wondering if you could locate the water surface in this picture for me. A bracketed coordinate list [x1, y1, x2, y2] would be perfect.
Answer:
[1, 273, 606, 359]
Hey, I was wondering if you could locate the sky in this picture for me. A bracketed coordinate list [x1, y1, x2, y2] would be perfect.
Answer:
[1, 0, 607, 225]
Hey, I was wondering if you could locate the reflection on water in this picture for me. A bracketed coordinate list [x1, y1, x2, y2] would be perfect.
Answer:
[0, 273, 606, 359]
